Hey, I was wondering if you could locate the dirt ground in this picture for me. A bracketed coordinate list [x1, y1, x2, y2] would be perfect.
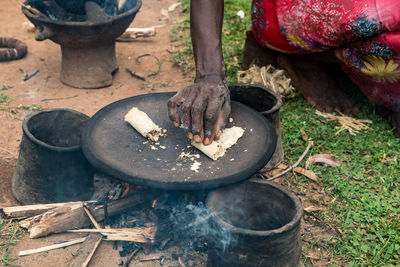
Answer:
[0, 1, 338, 266]
[1, 0, 192, 266]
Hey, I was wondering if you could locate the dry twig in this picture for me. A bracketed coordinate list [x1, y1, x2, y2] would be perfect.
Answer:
[83, 204, 102, 229]
[123, 247, 141, 267]
[19, 237, 86, 256]
[260, 141, 314, 181]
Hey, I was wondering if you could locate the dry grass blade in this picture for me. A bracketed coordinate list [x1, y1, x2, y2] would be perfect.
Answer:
[238, 64, 296, 100]
[261, 141, 314, 181]
[315, 110, 372, 135]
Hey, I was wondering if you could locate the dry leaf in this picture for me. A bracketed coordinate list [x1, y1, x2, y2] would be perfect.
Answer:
[303, 206, 320, 212]
[294, 167, 318, 181]
[305, 154, 340, 169]
[299, 127, 308, 142]
[168, 2, 182, 12]
[160, 9, 169, 19]
[277, 163, 288, 169]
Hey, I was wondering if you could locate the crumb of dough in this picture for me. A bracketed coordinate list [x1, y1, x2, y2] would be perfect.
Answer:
[150, 145, 158, 150]
[229, 117, 233, 123]
[190, 161, 201, 172]
[160, 145, 166, 149]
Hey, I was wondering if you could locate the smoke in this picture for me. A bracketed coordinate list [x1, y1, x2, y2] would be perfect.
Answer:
[167, 200, 236, 252]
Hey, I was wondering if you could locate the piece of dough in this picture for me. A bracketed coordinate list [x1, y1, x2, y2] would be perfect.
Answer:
[124, 107, 162, 142]
[191, 126, 245, 160]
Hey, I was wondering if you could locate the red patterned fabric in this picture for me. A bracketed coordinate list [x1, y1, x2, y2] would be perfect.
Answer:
[252, 0, 400, 111]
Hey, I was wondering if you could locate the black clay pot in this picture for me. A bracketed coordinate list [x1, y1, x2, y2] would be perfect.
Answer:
[12, 109, 94, 204]
[206, 179, 303, 267]
[229, 84, 283, 171]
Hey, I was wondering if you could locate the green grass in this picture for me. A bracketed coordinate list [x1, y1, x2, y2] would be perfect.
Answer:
[0, 93, 9, 106]
[170, 0, 251, 83]
[170, 1, 400, 265]
[0, 219, 23, 265]
[1, 85, 12, 91]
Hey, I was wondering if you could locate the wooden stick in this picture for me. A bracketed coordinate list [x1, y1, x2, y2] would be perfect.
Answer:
[81, 235, 103, 267]
[68, 227, 157, 243]
[261, 141, 313, 181]
[123, 247, 140, 267]
[19, 237, 86, 256]
[83, 204, 102, 230]
[1, 201, 96, 219]
[20, 191, 156, 238]
[139, 254, 163, 262]
[117, 27, 156, 41]
[69, 234, 102, 267]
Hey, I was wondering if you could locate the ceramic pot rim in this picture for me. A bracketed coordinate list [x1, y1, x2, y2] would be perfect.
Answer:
[206, 179, 303, 237]
[22, 108, 89, 152]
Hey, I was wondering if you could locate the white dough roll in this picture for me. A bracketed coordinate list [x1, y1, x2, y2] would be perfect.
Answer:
[124, 107, 162, 142]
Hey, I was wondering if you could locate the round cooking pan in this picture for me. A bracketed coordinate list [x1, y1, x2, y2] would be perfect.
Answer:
[82, 92, 276, 190]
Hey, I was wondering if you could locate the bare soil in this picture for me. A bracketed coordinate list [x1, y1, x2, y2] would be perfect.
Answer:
[0, 1, 338, 266]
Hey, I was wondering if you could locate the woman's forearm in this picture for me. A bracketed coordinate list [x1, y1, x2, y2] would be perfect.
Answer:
[190, 0, 225, 82]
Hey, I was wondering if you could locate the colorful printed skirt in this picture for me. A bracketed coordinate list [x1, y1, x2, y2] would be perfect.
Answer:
[252, 0, 400, 112]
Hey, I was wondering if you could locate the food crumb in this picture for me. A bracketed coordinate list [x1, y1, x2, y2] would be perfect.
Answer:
[160, 145, 166, 149]
[250, 128, 253, 132]
[230, 158, 234, 161]
[190, 161, 201, 172]
[150, 145, 158, 150]
[229, 117, 233, 123]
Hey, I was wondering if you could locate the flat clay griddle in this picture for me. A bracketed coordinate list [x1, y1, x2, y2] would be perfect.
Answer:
[82, 92, 276, 190]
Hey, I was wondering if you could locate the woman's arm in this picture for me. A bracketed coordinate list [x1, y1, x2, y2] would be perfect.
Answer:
[168, 0, 230, 145]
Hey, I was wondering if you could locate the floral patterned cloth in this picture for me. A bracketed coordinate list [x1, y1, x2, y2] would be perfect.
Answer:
[252, 0, 400, 111]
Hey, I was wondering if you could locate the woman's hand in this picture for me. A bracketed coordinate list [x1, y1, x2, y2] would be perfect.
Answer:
[168, 76, 230, 145]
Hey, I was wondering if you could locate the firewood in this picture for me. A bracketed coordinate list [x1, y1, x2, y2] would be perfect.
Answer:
[19, 237, 87, 256]
[117, 27, 156, 41]
[20, 191, 156, 239]
[123, 247, 141, 267]
[0, 201, 96, 219]
[69, 234, 102, 267]
[68, 226, 157, 243]
[69, 205, 103, 267]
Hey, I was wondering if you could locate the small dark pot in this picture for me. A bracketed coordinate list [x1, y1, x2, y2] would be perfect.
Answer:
[12, 109, 94, 204]
[206, 179, 303, 267]
[229, 84, 283, 170]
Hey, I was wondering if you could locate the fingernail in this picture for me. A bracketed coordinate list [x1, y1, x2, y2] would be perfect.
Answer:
[194, 135, 202, 143]
[173, 122, 179, 127]
[188, 132, 193, 139]
[204, 138, 210, 145]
